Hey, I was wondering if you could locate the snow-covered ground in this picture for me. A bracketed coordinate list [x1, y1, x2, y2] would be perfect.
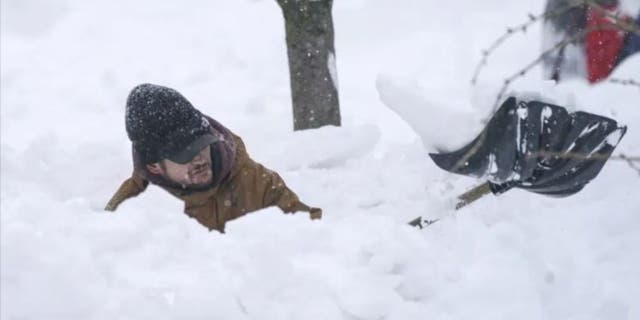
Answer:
[2, 0, 639, 319]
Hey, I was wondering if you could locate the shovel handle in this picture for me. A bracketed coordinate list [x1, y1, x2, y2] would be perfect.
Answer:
[455, 180, 519, 209]
[408, 180, 518, 228]
[408, 183, 491, 227]
[455, 182, 493, 209]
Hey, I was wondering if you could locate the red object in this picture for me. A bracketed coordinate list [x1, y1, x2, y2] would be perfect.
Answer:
[585, 5, 628, 83]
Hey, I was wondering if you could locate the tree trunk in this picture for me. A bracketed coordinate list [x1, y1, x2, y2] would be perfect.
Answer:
[277, 0, 341, 131]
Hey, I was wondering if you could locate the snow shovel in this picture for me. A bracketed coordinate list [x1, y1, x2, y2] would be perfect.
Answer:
[409, 96, 627, 229]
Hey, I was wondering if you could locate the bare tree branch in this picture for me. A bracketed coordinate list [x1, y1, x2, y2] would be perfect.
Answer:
[524, 151, 640, 175]
[463, 1, 639, 176]
[609, 78, 640, 89]
[461, 27, 632, 175]
[584, 0, 640, 36]
[619, 154, 640, 175]
[449, 131, 488, 174]
[472, 0, 640, 101]
[471, 0, 584, 85]
[492, 23, 625, 110]
[525, 150, 638, 161]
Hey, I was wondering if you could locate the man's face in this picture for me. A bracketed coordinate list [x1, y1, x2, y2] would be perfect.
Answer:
[148, 145, 213, 189]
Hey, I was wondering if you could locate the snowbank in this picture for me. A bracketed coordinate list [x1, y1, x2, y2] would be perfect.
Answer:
[2, 0, 639, 319]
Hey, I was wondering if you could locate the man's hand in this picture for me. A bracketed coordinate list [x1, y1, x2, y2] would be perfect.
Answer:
[309, 208, 322, 220]
[104, 202, 117, 212]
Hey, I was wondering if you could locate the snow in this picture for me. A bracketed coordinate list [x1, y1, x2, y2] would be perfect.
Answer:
[2, 0, 640, 319]
[328, 51, 339, 92]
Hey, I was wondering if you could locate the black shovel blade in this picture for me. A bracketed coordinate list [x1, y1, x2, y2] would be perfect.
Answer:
[430, 97, 627, 197]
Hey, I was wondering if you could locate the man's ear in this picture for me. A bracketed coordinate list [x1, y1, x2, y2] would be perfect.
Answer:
[146, 163, 163, 175]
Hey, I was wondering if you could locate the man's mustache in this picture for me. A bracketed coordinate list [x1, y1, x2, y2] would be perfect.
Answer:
[189, 163, 210, 175]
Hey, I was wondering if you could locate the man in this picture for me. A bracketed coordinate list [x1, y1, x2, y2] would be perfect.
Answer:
[105, 83, 322, 232]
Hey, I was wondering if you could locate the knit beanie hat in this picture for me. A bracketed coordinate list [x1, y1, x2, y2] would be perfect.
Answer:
[125, 83, 216, 164]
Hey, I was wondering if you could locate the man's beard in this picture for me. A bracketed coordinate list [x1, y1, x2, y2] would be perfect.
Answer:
[186, 163, 213, 189]
[161, 163, 214, 190]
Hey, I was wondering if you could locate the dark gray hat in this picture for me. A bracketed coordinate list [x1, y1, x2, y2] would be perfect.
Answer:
[125, 83, 214, 164]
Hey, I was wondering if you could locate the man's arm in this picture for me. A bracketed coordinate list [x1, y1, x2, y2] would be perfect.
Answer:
[222, 133, 323, 221]
[252, 160, 322, 220]
[104, 174, 148, 211]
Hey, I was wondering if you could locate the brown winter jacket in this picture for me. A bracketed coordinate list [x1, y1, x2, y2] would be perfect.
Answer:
[105, 122, 321, 233]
